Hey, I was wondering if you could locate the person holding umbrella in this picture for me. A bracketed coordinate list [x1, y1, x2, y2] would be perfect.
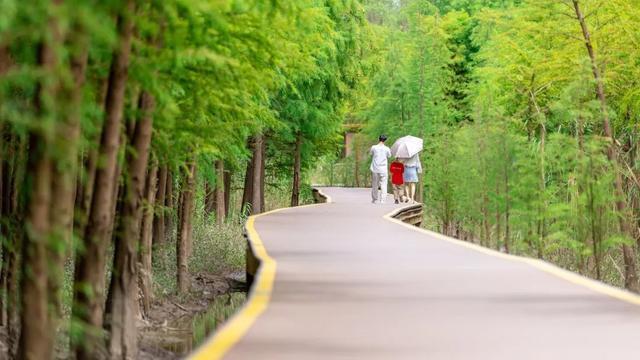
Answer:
[390, 135, 423, 203]
[369, 135, 392, 204]
[403, 152, 422, 202]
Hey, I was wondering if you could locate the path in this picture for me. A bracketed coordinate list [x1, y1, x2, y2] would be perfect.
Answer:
[193, 187, 640, 359]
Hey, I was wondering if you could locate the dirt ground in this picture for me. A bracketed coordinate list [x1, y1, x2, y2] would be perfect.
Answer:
[138, 270, 247, 359]
[0, 271, 246, 360]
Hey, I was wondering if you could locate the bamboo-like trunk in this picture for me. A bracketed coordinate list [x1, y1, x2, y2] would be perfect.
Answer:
[48, 36, 89, 343]
[291, 133, 302, 207]
[504, 158, 511, 254]
[243, 135, 264, 215]
[204, 181, 215, 216]
[215, 160, 225, 225]
[495, 180, 501, 251]
[72, 3, 135, 357]
[75, 76, 109, 226]
[152, 165, 167, 252]
[74, 133, 99, 235]
[354, 135, 361, 188]
[0, 127, 14, 328]
[139, 159, 158, 318]
[530, 84, 547, 260]
[588, 156, 602, 280]
[7, 138, 25, 354]
[177, 161, 196, 294]
[242, 139, 255, 214]
[19, 35, 57, 360]
[260, 137, 266, 212]
[572, 0, 639, 291]
[0, 45, 11, 74]
[224, 167, 231, 218]
[0, 50, 12, 329]
[105, 90, 155, 359]
[164, 170, 174, 241]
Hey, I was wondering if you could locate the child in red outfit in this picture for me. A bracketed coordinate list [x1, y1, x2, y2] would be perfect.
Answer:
[389, 159, 405, 204]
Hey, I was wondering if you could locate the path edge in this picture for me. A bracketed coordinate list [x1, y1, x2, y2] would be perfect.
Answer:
[383, 207, 640, 307]
[187, 188, 332, 360]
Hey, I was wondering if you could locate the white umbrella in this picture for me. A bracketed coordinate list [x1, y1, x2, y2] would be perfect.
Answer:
[391, 135, 423, 158]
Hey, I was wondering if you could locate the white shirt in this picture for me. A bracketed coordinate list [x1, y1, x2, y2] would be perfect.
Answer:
[369, 143, 392, 174]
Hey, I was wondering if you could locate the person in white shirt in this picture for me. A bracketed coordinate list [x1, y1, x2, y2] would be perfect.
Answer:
[369, 135, 392, 204]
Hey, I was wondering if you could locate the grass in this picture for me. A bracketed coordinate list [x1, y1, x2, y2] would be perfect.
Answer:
[151, 211, 247, 298]
[191, 213, 246, 275]
[48, 183, 312, 357]
[191, 292, 246, 346]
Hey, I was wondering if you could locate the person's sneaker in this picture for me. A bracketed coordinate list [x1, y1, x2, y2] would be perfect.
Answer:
[395, 200, 399, 204]
[372, 199, 376, 204]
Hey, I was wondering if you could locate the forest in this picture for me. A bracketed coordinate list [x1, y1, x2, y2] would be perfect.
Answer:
[2, 0, 640, 359]
[337, 0, 640, 292]
[0, 0, 366, 359]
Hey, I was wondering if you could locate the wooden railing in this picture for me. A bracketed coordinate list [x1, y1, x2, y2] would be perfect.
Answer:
[245, 240, 260, 286]
[312, 188, 330, 203]
[391, 203, 423, 227]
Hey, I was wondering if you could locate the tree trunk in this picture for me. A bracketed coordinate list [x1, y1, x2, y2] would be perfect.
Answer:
[242, 148, 254, 215]
[1, 131, 19, 356]
[0, 50, 12, 329]
[588, 161, 602, 280]
[164, 170, 174, 241]
[530, 83, 547, 260]
[204, 181, 215, 216]
[139, 160, 158, 318]
[74, 75, 108, 228]
[72, 3, 135, 358]
[215, 160, 225, 225]
[0, 136, 6, 328]
[75, 139, 99, 235]
[243, 137, 262, 214]
[354, 135, 361, 187]
[0, 127, 14, 327]
[18, 34, 58, 360]
[224, 166, 231, 218]
[291, 133, 302, 207]
[108, 147, 125, 251]
[0, 45, 12, 74]
[177, 161, 196, 294]
[4, 136, 24, 356]
[504, 159, 511, 254]
[48, 39, 89, 345]
[259, 136, 266, 212]
[482, 200, 490, 248]
[105, 90, 155, 359]
[417, 51, 426, 203]
[572, 0, 639, 292]
[152, 165, 167, 247]
[495, 180, 501, 251]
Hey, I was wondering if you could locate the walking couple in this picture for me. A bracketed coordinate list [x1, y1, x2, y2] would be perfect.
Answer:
[370, 135, 422, 204]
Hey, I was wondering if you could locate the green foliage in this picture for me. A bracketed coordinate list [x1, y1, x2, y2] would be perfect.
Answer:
[191, 293, 246, 346]
[354, 0, 640, 284]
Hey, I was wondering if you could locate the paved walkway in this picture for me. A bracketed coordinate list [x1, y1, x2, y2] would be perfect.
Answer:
[205, 188, 640, 359]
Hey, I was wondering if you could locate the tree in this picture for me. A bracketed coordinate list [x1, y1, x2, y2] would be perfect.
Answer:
[72, 2, 135, 357]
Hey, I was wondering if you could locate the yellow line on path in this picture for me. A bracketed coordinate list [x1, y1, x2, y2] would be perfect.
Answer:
[188, 191, 332, 360]
[384, 208, 640, 307]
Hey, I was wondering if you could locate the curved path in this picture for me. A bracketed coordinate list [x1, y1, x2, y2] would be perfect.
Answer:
[194, 187, 640, 359]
